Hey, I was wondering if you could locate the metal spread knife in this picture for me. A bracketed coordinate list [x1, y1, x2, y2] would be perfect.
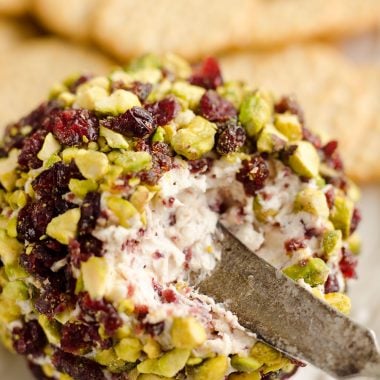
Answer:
[198, 224, 380, 379]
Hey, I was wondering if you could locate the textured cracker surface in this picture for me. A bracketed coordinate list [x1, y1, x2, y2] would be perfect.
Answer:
[221, 45, 380, 182]
[0, 38, 113, 130]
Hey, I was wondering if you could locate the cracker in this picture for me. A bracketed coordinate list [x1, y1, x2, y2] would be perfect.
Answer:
[0, 0, 30, 16]
[0, 38, 114, 130]
[91, 0, 380, 61]
[31, 0, 100, 41]
[0, 18, 36, 52]
[220, 45, 380, 183]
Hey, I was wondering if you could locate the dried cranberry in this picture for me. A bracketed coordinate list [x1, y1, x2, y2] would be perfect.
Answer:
[78, 293, 122, 335]
[61, 322, 101, 354]
[190, 57, 223, 90]
[106, 107, 156, 138]
[68, 75, 93, 93]
[52, 349, 106, 380]
[12, 321, 47, 356]
[322, 140, 338, 157]
[78, 192, 101, 235]
[236, 156, 270, 196]
[325, 188, 335, 209]
[161, 289, 177, 303]
[35, 287, 74, 318]
[46, 109, 99, 146]
[28, 362, 51, 380]
[339, 248, 358, 279]
[216, 123, 246, 155]
[188, 158, 213, 174]
[144, 321, 165, 336]
[274, 96, 305, 125]
[17, 198, 55, 242]
[135, 304, 149, 320]
[145, 96, 180, 126]
[18, 129, 48, 170]
[126, 81, 153, 102]
[284, 238, 306, 253]
[69, 235, 103, 267]
[324, 274, 340, 293]
[350, 208, 362, 234]
[198, 90, 236, 122]
[302, 127, 322, 149]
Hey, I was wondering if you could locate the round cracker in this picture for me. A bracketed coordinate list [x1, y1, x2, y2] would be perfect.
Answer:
[0, 38, 114, 130]
[31, 0, 100, 41]
[220, 45, 379, 183]
[0, 18, 36, 52]
[0, 0, 30, 16]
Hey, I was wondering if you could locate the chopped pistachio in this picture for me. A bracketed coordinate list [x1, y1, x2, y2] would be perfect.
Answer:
[324, 292, 351, 315]
[294, 188, 329, 219]
[38, 314, 61, 345]
[228, 372, 262, 380]
[274, 113, 303, 141]
[37, 133, 61, 161]
[0, 230, 23, 265]
[186, 357, 203, 366]
[75, 149, 109, 180]
[152, 126, 166, 143]
[69, 178, 98, 198]
[230, 355, 262, 372]
[81, 257, 109, 300]
[239, 92, 272, 137]
[4, 263, 28, 281]
[95, 90, 141, 115]
[322, 230, 342, 258]
[75, 86, 109, 110]
[46, 208, 81, 245]
[61, 147, 80, 163]
[171, 116, 216, 160]
[1, 280, 28, 301]
[143, 338, 161, 359]
[6, 190, 27, 210]
[57, 91, 76, 106]
[330, 196, 354, 238]
[130, 186, 152, 212]
[115, 337, 142, 362]
[137, 348, 190, 377]
[256, 124, 288, 153]
[193, 356, 228, 380]
[138, 375, 172, 380]
[250, 342, 286, 371]
[171, 317, 207, 349]
[100, 126, 130, 149]
[288, 141, 320, 178]
[0, 149, 19, 191]
[162, 53, 192, 79]
[347, 233, 361, 255]
[172, 82, 205, 109]
[130, 68, 162, 84]
[111, 151, 152, 173]
[218, 80, 247, 108]
[283, 258, 329, 286]
[346, 179, 361, 203]
[128, 54, 161, 71]
[107, 196, 139, 228]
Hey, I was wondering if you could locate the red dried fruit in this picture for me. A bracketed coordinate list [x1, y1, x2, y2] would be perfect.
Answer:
[324, 274, 340, 294]
[325, 188, 335, 209]
[35, 287, 74, 318]
[12, 321, 47, 356]
[162, 289, 177, 303]
[350, 207, 362, 234]
[126, 81, 153, 102]
[216, 123, 246, 155]
[78, 192, 101, 235]
[52, 349, 106, 380]
[68, 75, 93, 94]
[61, 322, 101, 354]
[302, 127, 322, 149]
[322, 140, 344, 171]
[322, 140, 338, 157]
[145, 96, 180, 126]
[69, 235, 103, 268]
[106, 106, 156, 138]
[339, 248, 358, 279]
[199, 90, 237, 122]
[284, 238, 306, 253]
[28, 362, 52, 380]
[135, 304, 149, 320]
[189, 57, 223, 90]
[144, 321, 165, 337]
[45, 109, 99, 146]
[17, 198, 55, 242]
[18, 129, 48, 170]
[274, 96, 305, 125]
[236, 156, 270, 196]
[188, 158, 213, 174]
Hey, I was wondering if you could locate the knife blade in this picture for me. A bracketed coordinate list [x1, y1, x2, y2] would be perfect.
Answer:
[198, 224, 380, 379]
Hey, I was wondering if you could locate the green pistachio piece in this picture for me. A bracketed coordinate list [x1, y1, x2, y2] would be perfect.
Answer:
[322, 230, 342, 258]
[96, 90, 141, 115]
[130, 186, 152, 212]
[347, 233, 361, 255]
[193, 356, 228, 380]
[0, 298, 21, 324]
[38, 314, 61, 345]
[138, 375, 173, 380]
[239, 92, 272, 137]
[76, 86, 109, 110]
[1, 280, 28, 301]
[171, 116, 216, 160]
[228, 372, 261, 380]
[6, 190, 27, 210]
[324, 292, 351, 315]
[274, 113, 303, 141]
[0, 149, 19, 191]
[217, 80, 247, 108]
[0, 230, 23, 265]
[171, 317, 207, 349]
[152, 127, 166, 143]
[75, 150, 109, 180]
[46, 208, 81, 245]
[172, 82, 205, 109]
[162, 53, 192, 79]
[256, 124, 288, 153]
[230, 355, 263, 373]
[186, 357, 203, 366]
[346, 179, 361, 203]
[330, 196, 354, 238]
[128, 54, 161, 71]
[288, 141, 320, 178]
[115, 337, 142, 362]
[100, 126, 130, 149]
[4, 263, 28, 281]
[81, 256, 109, 300]
[37, 133, 61, 161]
[283, 258, 329, 286]
[137, 348, 190, 377]
[250, 342, 283, 366]
[107, 196, 139, 228]
[6, 217, 18, 238]
[294, 188, 329, 219]
[111, 151, 152, 173]
[69, 178, 98, 198]
[61, 147, 79, 163]
[143, 338, 161, 359]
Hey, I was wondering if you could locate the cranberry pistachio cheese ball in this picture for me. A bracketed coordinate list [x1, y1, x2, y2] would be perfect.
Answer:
[0, 55, 361, 380]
